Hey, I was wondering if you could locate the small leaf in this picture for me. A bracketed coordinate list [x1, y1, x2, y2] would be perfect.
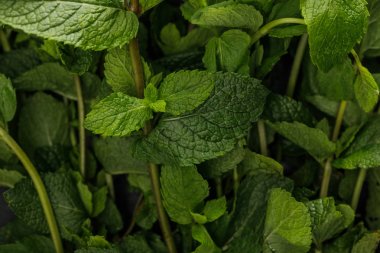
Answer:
[0, 169, 25, 188]
[263, 188, 312, 253]
[84, 92, 152, 137]
[192, 224, 221, 253]
[268, 25, 307, 38]
[333, 144, 380, 169]
[158, 70, 214, 116]
[191, 1, 263, 31]
[92, 187, 108, 217]
[0, 1, 138, 50]
[351, 232, 380, 253]
[0, 74, 16, 123]
[160, 165, 209, 224]
[203, 197, 226, 222]
[354, 65, 379, 112]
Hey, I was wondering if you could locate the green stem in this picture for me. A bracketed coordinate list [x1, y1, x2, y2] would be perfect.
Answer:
[128, 2, 176, 251]
[351, 168, 367, 211]
[0, 29, 11, 52]
[320, 100, 347, 198]
[215, 178, 223, 198]
[232, 168, 239, 213]
[0, 127, 63, 253]
[351, 49, 363, 68]
[258, 120, 268, 156]
[74, 75, 86, 178]
[251, 18, 305, 45]
[286, 34, 308, 97]
[105, 173, 115, 200]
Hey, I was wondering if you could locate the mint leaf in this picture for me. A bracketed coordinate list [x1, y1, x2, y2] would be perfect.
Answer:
[13, 63, 77, 99]
[4, 172, 87, 239]
[192, 224, 221, 253]
[159, 23, 213, 55]
[92, 186, 108, 217]
[203, 197, 226, 222]
[0, 235, 54, 253]
[300, 0, 369, 71]
[93, 137, 148, 175]
[98, 198, 123, 234]
[190, 1, 263, 31]
[367, 169, 380, 230]
[0, 74, 16, 123]
[0, 169, 24, 188]
[268, 25, 307, 38]
[104, 47, 151, 96]
[158, 70, 214, 116]
[351, 232, 380, 253]
[85, 92, 152, 137]
[267, 121, 336, 163]
[354, 65, 379, 112]
[306, 198, 354, 248]
[140, 0, 164, 13]
[263, 188, 312, 253]
[18, 92, 69, 156]
[0, 1, 138, 50]
[160, 165, 208, 224]
[135, 72, 268, 166]
[238, 150, 284, 176]
[360, 0, 380, 57]
[203, 30, 251, 73]
[0, 49, 41, 79]
[323, 224, 367, 253]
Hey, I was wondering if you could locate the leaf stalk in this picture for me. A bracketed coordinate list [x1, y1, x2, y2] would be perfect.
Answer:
[74, 75, 86, 178]
[351, 168, 367, 211]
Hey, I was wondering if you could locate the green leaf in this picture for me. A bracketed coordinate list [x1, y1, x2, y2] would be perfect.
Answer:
[323, 223, 367, 253]
[122, 235, 153, 253]
[225, 174, 293, 252]
[267, 121, 335, 163]
[367, 169, 380, 230]
[57, 44, 94, 75]
[92, 186, 108, 217]
[192, 224, 221, 253]
[203, 30, 251, 73]
[140, 0, 164, 13]
[0, 49, 41, 79]
[75, 247, 120, 253]
[4, 172, 87, 239]
[354, 65, 379, 112]
[300, 0, 369, 71]
[93, 137, 148, 175]
[268, 25, 307, 38]
[135, 72, 269, 166]
[203, 197, 226, 222]
[104, 47, 151, 96]
[0, 169, 24, 188]
[18, 92, 69, 156]
[306, 198, 354, 248]
[0, 1, 138, 50]
[158, 70, 214, 116]
[160, 165, 209, 224]
[159, 23, 213, 55]
[336, 125, 363, 157]
[0, 235, 54, 253]
[351, 232, 380, 253]
[190, 1, 263, 31]
[238, 150, 284, 176]
[84, 92, 152, 137]
[360, 0, 380, 57]
[0, 74, 16, 123]
[76, 179, 93, 215]
[263, 188, 312, 253]
[98, 198, 123, 234]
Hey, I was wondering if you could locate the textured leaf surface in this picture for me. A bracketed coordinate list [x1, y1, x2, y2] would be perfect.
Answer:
[300, 0, 368, 71]
[0, 235, 54, 253]
[267, 121, 335, 162]
[238, 150, 284, 176]
[0, 74, 16, 123]
[158, 70, 214, 116]
[306, 198, 354, 247]
[18, 92, 69, 156]
[351, 232, 380, 253]
[203, 30, 251, 73]
[203, 197, 226, 222]
[160, 165, 208, 224]
[360, 0, 380, 57]
[85, 92, 152, 136]
[263, 188, 312, 253]
[13, 63, 76, 99]
[135, 72, 269, 166]
[354, 65, 379, 112]
[0, 1, 139, 50]
[191, 1, 263, 31]
[4, 172, 87, 238]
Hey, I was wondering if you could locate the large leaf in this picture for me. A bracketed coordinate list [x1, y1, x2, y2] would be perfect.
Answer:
[84, 92, 152, 137]
[306, 198, 354, 248]
[263, 188, 312, 253]
[0, 235, 54, 253]
[135, 72, 269, 166]
[158, 70, 214, 116]
[4, 172, 88, 239]
[351, 232, 380, 253]
[267, 121, 335, 163]
[190, 1, 263, 31]
[300, 0, 368, 71]
[18, 92, 69, 156]
[160, 165, 208, 224]
[0, 0, 138, 50]
[203, 30, 251, 73]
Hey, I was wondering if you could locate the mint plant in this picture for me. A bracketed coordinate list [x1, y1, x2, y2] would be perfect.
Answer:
[1, 0, 380, 252]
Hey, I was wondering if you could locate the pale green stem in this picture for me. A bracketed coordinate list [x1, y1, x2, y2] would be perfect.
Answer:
[0, 29, 11, 52]
[74, 75, 86, 178]
[286, 34, 308, 97]
[351, 168, 367, 211]
[0, 127, 63, 253]
[215, 178, 223, 198]
[251, 18, 305, 45]
[105, 173, 115, 200]
[258, 120, 268, 156]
